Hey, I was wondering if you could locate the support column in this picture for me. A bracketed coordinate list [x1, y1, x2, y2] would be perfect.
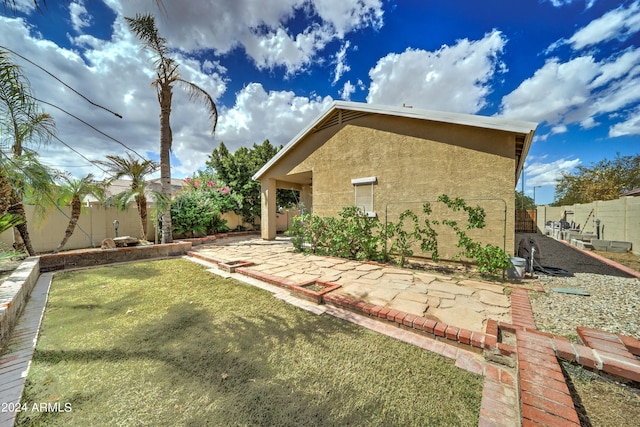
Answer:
[261, 178, 277, 240]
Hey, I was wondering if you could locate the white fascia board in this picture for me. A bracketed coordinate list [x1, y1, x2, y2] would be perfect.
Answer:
[351, 177, 377, 185]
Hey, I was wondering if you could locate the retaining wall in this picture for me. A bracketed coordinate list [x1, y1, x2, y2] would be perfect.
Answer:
[0, 258, 40, 348]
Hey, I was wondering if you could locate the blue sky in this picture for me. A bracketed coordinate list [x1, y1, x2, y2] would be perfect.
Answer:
[1, 0, 639, 205]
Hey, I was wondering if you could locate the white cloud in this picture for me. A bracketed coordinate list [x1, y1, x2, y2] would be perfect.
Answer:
[110, 0, 384, 75]
[5, 0, 38, 13]
[241, 24, 334, 75]
[501, 46, 640, 134]
[69, 1, 91, 33]
[549, 1, 640, 51]
[211, 83, 334, 165]
[339, 80, 356, 100]
[312, 0, 383, 37]
[551, 125, 568, 134]
[524, 158, 582, 187]
[500, 56, 599, 123]
[609, 107, 640, 136]
[366, 30, 507, 113]
[332, 41, 351, 84]
[543, 0, 596, 8]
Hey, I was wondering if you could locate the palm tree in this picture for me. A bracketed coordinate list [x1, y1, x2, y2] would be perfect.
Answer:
[94, 154, 159, 241]
[53, 173, 104, 253]
[1, 151, 56, 254]
[0, 48, 56, 255]
[126, 13, 218, 243]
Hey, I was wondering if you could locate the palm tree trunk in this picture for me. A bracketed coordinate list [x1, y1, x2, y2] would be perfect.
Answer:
[136, 194, 148, 241]
[159, 83, 173, 243]
[7, 196, 35, 256]
[0, 170, 12, 214]
[54, 195, 81, 253]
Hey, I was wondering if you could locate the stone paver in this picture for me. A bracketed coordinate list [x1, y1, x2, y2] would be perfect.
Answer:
[387, 299, 428, 315]
[192, 236, 513, 333]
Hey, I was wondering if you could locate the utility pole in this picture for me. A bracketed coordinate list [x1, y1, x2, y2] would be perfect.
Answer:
[533, 186, 541, 206]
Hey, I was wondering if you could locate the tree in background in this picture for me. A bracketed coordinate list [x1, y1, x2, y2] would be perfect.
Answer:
[515, 191, 536, 210]
[553, 153, 640, 206]
[206, 140, 298, 223]
[94, 154, 159, 241]
[53, 173, 104, 253]
[126, 13, 218, 244]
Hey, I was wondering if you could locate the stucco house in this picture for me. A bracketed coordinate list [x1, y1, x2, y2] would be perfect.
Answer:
[253, 101, 537, 258]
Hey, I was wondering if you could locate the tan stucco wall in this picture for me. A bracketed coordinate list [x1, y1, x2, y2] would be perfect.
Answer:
[263, 115, 517, 259]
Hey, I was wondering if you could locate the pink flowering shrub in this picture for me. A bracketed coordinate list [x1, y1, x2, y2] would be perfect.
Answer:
[171, 174, 241, 237]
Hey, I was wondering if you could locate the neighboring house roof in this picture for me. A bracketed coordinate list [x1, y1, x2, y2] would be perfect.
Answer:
[84, 178, 186, 204]
[622, 187, 640, 197]
[253, 101, 538, 185]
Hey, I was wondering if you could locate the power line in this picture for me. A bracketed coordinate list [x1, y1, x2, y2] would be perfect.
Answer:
[1, 45, 123, 119]
[33, 97, 148, 161]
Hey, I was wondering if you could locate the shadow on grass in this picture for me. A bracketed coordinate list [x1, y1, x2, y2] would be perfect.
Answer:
[29, 302, 399, 425]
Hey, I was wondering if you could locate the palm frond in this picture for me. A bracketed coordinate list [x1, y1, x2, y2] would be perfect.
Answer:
[0, 212, 24, 234]
[176, 79, 218, 134]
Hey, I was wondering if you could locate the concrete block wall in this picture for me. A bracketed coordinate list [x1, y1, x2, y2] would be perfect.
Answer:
[0, 206, 253, 254]
[537, 196, 640, 255]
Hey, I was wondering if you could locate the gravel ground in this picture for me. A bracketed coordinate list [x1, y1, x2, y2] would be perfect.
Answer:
[517, 233, 640, 340]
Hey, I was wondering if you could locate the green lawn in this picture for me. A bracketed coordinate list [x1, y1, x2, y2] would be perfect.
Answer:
[16, 258, 483, 426]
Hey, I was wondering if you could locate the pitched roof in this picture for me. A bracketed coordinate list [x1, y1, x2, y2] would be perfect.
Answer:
[253, 101, 537, 184]
[622, 187, 640, 197]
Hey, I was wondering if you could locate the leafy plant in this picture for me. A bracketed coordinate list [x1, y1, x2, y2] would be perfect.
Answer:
[170, 176, 238, 238]
[287, 195, 511, 276]
[436, 195, 510, 276]
[206, 140, 298, 223]
[287, 207, 386, 262]
[0, 212, 24, 234]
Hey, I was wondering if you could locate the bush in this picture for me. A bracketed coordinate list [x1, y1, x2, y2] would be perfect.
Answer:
[286, 207, 386, 262]
[171, 177, 239, 238]
[287, 195, 511, 276]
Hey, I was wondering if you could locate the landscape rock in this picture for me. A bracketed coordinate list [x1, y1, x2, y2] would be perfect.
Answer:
[101, 238, 116, 249]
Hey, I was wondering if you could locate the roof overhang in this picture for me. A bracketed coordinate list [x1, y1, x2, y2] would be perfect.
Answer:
[253, 101, 538, 186]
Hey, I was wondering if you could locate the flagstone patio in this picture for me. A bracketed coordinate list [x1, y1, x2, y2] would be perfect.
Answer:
[190, 235, 511, 334]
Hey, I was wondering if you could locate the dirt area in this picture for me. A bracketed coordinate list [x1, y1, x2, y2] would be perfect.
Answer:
[563, 362, 640, 427]
[593, 250, 640, 272]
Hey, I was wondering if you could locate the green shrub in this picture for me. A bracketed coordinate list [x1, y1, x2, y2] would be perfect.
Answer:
[287, 207, 386, 262]
[171, 177, 238, 237]
[286, 196, 511, 276]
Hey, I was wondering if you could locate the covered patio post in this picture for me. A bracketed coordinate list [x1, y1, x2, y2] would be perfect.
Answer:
[260, 178, 277, 240]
